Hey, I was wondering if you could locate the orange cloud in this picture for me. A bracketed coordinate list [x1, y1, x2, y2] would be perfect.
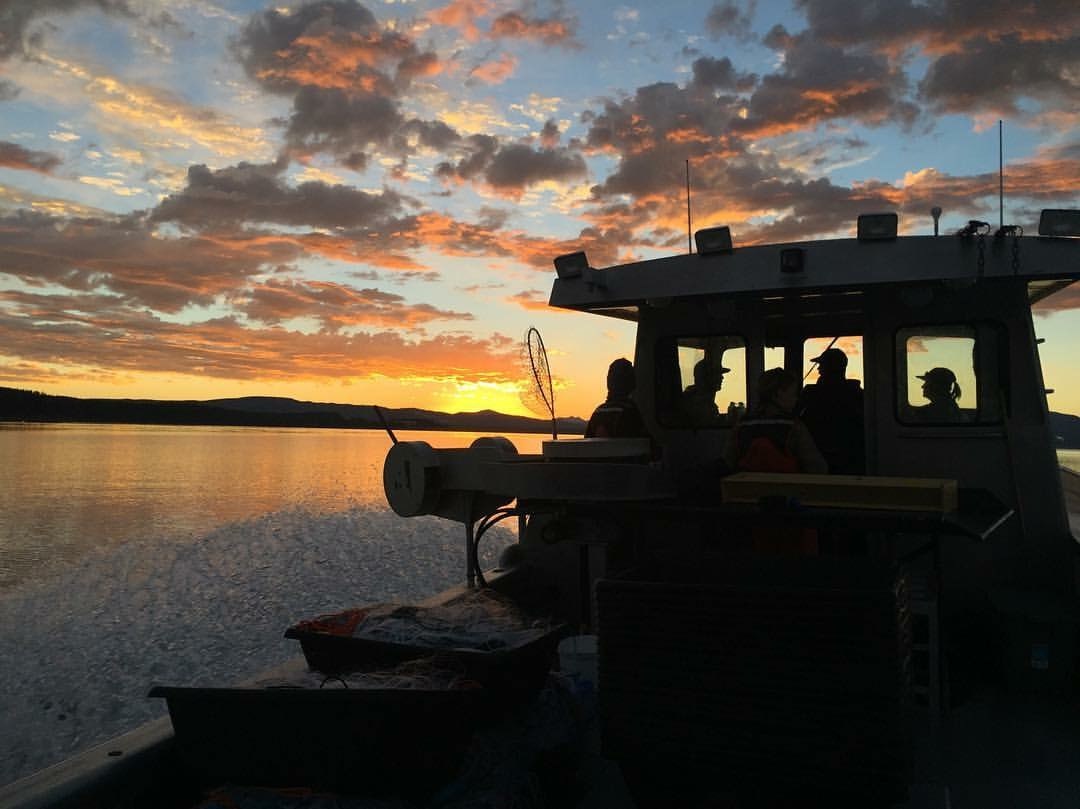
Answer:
[489, 12, 574, 44]
[919, 14, 1076, 56]
[470, 52, 517, 84]
[395, 210, 624, 271]
[666, 126, 714, 145]
[426, 0, 494, 41]
[254, 30, 409, 94]
[0, 289, 517, 386]
[506, 289, 552, 311]
[240, 278, 471, 330]
[295, 233, 426, 271]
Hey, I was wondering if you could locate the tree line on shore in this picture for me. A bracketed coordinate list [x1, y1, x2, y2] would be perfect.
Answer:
[3, 386, 1078, 447]
[0, 386, 587, 435]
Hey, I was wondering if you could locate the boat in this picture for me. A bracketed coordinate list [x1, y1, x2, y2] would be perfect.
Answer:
[3, 209, 1080, 808]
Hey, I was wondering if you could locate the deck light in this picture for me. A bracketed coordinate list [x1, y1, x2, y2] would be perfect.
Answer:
[780, 247, 804, 273]
[694, 226, 733, 255]
[857, 213, 898, 241]
[553, 251, 589, 279]
[1038, 209, 1080, 237]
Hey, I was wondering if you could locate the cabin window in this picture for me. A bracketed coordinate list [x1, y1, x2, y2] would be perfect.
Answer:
[764, 344, 785, 372]
[656, 335, 746, 427]
[897, 326, 981, 424]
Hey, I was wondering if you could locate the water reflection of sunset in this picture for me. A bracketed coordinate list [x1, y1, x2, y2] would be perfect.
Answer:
[0, 424, 547, 590]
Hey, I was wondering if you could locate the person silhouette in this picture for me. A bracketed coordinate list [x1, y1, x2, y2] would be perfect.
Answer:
[724, 368, 827, 475]
[915, 367, 962, 421]
[680, 359, 729, 424]
[799, 347, 865, 474]
[585, 358, 651, 439]
[721, 368, 826, 555]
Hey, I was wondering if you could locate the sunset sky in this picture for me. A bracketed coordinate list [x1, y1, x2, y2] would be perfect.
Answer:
[0, 0, 1077, 420]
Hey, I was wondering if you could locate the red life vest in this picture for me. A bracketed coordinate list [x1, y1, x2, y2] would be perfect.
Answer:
[734, 417, 817, 555]
[735, 418, 800, 473]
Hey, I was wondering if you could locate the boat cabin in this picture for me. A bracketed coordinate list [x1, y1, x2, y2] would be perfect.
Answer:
[548, 216, 1078, 611]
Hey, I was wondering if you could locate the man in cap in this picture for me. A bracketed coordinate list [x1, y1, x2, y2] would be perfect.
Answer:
[799, 347, 865, 474]
[680, 358, 729, 425]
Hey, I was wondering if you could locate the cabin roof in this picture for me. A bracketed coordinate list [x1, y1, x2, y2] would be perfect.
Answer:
[548, 235, 1080, 320]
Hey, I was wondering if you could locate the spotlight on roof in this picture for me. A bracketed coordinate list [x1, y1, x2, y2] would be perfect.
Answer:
[553, 250, 589, 279]
[694, 226, 733, 255]
[1038, 209, 1080, 237]
[857, 212, 898, 241]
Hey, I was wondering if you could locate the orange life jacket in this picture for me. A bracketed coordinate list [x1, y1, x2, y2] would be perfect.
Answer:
[734, 417, 817, 555]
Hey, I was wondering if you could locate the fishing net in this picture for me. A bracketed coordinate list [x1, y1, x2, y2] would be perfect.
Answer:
[291, 589, 553, 652]
[347, 589, 551, 652]
[518, 327, 556, 438]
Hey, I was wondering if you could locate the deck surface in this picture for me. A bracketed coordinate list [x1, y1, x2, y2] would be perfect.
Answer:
[907, 688, 1080, 809]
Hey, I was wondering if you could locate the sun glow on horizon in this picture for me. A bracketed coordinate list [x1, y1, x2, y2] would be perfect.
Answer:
[0, 0, 1075, 417]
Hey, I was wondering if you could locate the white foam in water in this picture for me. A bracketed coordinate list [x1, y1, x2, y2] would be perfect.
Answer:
[0, 505, 515, 787]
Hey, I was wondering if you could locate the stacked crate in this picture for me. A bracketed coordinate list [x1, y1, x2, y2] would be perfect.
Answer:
[597, 559, 912, 802]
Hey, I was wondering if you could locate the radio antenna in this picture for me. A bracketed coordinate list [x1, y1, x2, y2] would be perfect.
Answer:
[686, 159, 692, 254]
[998, 120, 1004, 229]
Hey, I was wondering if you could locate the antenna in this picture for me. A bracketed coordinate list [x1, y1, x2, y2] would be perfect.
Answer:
[686, 159, 692, 254]
[999, 120, 1004, 229]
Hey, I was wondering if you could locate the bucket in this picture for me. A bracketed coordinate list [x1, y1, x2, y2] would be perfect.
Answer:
[558, 634, 598, 693]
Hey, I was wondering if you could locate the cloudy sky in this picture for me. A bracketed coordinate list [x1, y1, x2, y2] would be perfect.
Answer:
[0, 0, 1077, 419]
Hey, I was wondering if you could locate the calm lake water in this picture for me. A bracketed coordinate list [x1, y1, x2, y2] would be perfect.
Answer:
[2, 424, 1078, 591]
[0, 423, 553, 786]
[0, 423, 546, 591]
[1061, 448, 1080, 475]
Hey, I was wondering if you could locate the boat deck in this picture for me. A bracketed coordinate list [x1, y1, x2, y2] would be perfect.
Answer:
[905, 688, 1080, 809]
[3, 663, 1079, 809]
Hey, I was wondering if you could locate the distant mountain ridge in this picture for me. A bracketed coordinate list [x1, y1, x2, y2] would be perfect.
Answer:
[3, 387, 1079, 448]
[0, 387, 586, 435]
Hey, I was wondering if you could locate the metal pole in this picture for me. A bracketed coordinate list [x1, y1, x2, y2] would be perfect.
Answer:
[999, 120, 1004, 229]
[686, 159, 692, 254]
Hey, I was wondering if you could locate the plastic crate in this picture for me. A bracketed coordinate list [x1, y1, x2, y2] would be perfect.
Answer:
[149, 685, 482, 797]
[596, 557, 911, 801]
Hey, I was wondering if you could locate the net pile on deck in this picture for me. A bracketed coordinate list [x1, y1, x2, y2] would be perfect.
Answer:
[292, 589, 553, 652]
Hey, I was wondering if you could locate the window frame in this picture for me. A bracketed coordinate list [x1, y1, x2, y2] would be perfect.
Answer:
[893, 321, 1005, 427]
[654, 332, 749, 430]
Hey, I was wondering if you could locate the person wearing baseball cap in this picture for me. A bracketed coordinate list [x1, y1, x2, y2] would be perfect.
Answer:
[915, 367, 962, 421]
[811, 347, 848, 373]
[800, 346, 865, 474]
[680, 358, 729, 424]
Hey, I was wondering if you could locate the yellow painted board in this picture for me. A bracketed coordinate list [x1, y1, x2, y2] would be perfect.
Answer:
[721, 472, 958, 513]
